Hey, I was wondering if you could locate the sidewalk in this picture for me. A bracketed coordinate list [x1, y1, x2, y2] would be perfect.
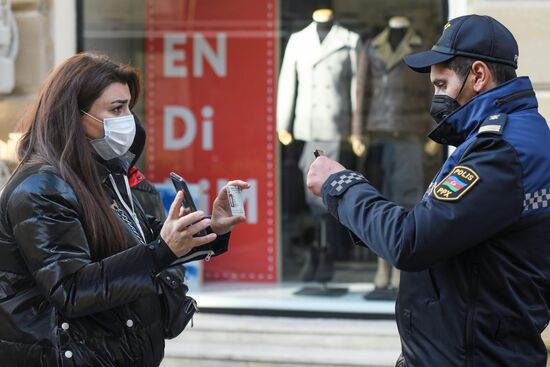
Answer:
[160, 282, 400, 367]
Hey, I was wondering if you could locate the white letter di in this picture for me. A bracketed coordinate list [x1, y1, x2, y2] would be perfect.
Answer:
[164, 106, 196, 150]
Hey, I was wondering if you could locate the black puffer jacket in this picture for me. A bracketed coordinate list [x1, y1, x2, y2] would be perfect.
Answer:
[0, 159, 228, 366]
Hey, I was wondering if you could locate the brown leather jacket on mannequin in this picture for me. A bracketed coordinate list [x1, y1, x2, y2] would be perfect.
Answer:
[353, 27, 433, 137]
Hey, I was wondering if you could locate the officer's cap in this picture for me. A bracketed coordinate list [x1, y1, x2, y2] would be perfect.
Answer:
[404, 14, 519, 73]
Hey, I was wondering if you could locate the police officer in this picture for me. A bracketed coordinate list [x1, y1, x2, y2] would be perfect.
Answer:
[307, 14, 550, 367]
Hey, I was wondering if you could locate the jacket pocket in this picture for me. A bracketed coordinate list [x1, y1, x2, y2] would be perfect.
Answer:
[489, 315, 526, 353]
[427, 269, 441, 301]
[494, 317, 509, 341]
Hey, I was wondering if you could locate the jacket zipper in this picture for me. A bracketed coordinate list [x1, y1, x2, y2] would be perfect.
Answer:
[186, 298, 199, 328]
[177, 249, 215, 264]
[465, 264, 480, 367]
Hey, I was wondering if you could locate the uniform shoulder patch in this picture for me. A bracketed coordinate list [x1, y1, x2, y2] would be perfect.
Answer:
[477, 113, 508, 136]
[433, 165, 480, 201]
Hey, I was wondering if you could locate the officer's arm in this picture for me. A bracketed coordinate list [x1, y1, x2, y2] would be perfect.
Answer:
[322, 136, 523, 271]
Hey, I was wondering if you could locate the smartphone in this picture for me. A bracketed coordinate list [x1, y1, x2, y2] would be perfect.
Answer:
[169, 172, 208, 237]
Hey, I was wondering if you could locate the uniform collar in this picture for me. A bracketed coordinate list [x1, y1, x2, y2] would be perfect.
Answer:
[429, 76, 538, 146]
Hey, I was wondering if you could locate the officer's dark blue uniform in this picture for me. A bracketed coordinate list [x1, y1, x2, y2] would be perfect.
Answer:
[320, 15, 550, 367]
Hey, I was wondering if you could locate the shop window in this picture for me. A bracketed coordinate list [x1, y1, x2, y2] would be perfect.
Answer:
[79, 0, 446, 293]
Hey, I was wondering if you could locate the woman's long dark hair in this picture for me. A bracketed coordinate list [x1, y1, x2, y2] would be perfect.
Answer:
[14, 52, 140, 260]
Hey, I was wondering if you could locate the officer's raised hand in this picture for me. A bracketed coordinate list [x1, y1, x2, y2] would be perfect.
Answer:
[307, 156, 346, 196]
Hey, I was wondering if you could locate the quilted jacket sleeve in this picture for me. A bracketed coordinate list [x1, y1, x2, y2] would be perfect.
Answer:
[8, 171, 177, 318]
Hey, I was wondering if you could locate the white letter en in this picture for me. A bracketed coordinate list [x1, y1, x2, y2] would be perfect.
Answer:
[164, 32, 187, 77]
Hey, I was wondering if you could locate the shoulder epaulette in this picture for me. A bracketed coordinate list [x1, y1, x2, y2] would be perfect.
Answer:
[477, 113, 508, 136]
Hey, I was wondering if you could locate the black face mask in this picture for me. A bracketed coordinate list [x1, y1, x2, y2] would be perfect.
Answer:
[430, 69, 471, 124]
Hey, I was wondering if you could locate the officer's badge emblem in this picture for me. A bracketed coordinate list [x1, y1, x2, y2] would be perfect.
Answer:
[433, 165, 479, 201]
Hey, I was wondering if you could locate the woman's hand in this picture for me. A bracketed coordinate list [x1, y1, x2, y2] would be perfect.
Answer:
[160, 191, 217, 257]
[211, 180, 250, 235]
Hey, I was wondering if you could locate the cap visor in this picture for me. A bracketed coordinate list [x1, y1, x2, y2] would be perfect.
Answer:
[404, 50, 455, 73]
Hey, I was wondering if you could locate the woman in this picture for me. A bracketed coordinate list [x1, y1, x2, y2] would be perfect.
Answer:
[127, 113, 167, 222]
[0, 52, 248, 366]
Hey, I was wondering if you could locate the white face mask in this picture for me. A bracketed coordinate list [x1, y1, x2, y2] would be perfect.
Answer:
[81, 110, 136, 161]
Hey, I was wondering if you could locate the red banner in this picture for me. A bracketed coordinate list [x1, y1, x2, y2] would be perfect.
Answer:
[145, 0, 277, 282]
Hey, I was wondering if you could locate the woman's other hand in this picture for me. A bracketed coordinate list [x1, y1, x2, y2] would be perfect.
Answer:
[160, 191, 217, 257]
[211, 180, 250, 235]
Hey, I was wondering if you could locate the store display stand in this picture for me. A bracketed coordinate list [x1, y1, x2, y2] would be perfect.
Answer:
[363, 287, 398, 301]
[294, 282, 348, 297]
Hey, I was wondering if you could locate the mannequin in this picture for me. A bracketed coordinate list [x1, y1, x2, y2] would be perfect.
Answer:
[351, 16, 435, 300]
[350, 16, 412, 158]
[313, 8, 334, 43]
[277, 8, 336, 146]
[276, 6, 361, 291]
[388, 16, 409, 50]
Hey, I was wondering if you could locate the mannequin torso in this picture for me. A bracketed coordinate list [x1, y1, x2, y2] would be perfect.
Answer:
[312, 8, 334, 44]
[389, 27, 407, 51]
[316, 20, 334, 43]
